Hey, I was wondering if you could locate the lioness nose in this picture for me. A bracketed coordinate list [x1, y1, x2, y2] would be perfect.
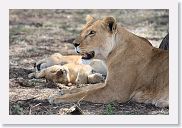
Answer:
[73, 40, 80, 47]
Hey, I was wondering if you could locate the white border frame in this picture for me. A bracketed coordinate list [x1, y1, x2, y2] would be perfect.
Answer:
[0, 0, 178, 124]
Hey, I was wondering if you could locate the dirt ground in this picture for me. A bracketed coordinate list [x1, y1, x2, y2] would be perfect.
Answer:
[9, 9, 169, 115]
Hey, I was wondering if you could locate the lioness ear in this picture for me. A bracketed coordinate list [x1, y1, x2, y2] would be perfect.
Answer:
[86, 15, 95, 24]
[103, 17, 117, 33]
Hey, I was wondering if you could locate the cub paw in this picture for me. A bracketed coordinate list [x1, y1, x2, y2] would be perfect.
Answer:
[28, 72, 36, 79]
[35, 62, 48, 71]
[88, 73, 105, 84]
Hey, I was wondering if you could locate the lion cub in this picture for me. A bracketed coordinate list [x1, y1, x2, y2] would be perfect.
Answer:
[29, 63, 105, 85]
[35, 53, 81, 71]
[35, 53, 107, 76]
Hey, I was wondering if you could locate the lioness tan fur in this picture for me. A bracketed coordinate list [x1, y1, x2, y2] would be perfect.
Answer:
[49, 16, 169, 107]
[29, 63, 104, 85]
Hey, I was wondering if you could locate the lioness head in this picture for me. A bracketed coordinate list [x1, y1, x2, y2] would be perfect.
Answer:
[73, 15, 117, 61]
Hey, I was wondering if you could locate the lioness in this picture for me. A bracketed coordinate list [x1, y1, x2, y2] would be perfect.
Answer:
[159, 33, 169, 50]
[29, 63, 105, 85]
[49, 16, 169, 107]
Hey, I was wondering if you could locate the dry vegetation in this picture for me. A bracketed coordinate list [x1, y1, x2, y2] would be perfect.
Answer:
[9, 9, 169, 115]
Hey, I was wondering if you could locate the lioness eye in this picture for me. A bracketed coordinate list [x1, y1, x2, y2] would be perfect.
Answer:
[88, 30, 96, 36]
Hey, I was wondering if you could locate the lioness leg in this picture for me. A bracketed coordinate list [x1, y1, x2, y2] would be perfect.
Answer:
[48, 83, 106, 104]
[48, 70, 131, 104]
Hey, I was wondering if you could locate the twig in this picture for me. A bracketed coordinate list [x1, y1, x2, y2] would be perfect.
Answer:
[13, 97, 36, 104]
[29, 103, 41, 115]
[76, 93, 87, 106]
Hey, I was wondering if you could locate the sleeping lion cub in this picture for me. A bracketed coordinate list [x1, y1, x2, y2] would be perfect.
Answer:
[48, 15, 169, 107]
[34, 53, 107, 76]
[29, 63, 105, 85]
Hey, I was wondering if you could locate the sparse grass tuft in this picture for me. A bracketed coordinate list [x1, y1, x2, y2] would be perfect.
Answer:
[105, 103, 114, 115]
[10, 104, 23, 115]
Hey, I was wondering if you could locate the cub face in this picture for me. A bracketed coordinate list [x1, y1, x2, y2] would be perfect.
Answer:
[73, 15, 117, 61]
[53, 68, 69, 84]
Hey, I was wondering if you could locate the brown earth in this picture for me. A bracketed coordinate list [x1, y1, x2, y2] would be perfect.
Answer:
[9, 9, 169, 115]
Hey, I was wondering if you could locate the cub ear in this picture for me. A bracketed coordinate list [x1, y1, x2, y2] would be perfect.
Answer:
[103, 17, 117, 33]
[56, 69, 64, 77]
[86, 15, 95, 24]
